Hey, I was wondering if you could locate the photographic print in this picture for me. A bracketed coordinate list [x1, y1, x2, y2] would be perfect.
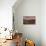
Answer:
[23, 16, 36, 24]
